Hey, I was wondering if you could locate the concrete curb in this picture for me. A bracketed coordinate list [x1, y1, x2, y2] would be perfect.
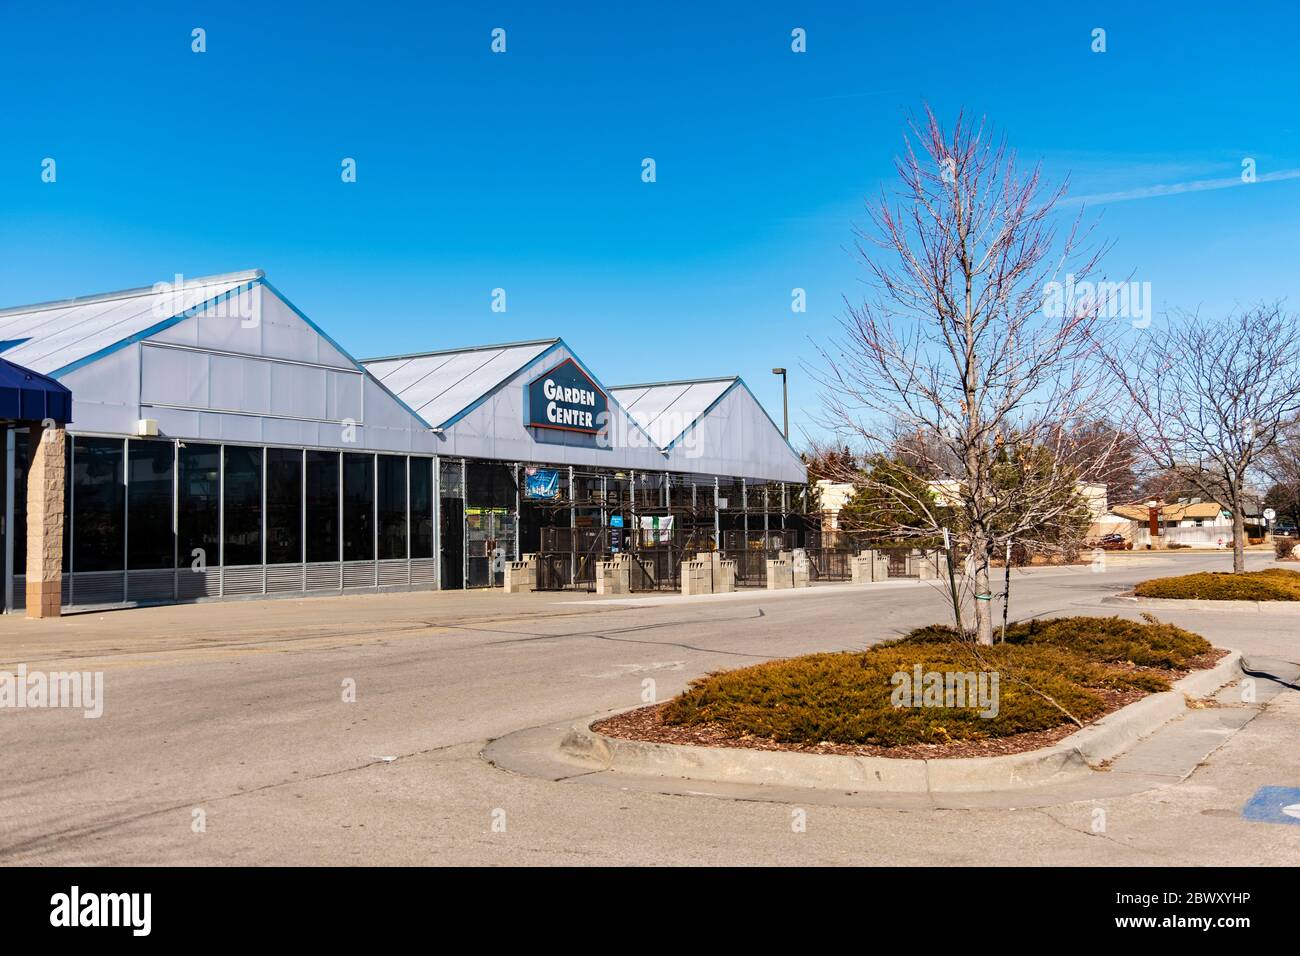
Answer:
[564, 577, 930, 607]
[559, 651, 1242, 794]
[1103, 594, 1300, 614]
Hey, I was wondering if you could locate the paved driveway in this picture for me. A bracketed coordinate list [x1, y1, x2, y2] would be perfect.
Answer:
[1, 551, 1296, 865]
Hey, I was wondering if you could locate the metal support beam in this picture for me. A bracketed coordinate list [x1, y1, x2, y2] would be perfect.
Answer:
[432, 455, 442, 589]
[713, 476, 720, 550]
[742, 477, 748, 543]
[569, 465, 576, 584]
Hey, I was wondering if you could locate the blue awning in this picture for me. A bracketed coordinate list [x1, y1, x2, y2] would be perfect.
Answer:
[0, 358, 72, 425]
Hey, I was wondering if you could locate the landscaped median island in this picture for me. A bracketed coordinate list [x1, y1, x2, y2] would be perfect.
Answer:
[594, 616, 1226, 760]
[1133, 567, 1300, 601]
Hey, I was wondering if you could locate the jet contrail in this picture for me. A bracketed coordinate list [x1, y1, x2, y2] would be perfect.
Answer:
[1060, 167, 1300, 208]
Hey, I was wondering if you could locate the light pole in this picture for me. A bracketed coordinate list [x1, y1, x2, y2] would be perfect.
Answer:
[771, 367, 788, 440]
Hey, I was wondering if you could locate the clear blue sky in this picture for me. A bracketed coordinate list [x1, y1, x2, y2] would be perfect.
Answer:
[2, 2, 1297, 445]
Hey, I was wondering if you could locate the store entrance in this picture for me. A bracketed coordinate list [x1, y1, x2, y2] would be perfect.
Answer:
[466, 507, 516, 588]
[440, 497, 464, 589]
[463, 461, 518, 588]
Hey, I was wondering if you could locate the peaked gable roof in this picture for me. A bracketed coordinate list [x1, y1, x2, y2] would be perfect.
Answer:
[609, 377, 738, 451]
[0, 270, 263, 377]
[362, 339, 560, 429]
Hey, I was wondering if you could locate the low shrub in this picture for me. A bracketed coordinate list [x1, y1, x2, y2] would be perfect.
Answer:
[1134, 568, 1300, 601]
[996, 615, 1210, 669]
[1275, 537, 1297, 560]
[884, 615, 1210, 669]
[660, 615, 1204, 747]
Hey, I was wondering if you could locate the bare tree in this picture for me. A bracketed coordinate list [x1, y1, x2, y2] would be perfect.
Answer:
[812, 107, 1125, 645]
[1111, 304, 1300, 571]
[1055, 419, 1142, 504]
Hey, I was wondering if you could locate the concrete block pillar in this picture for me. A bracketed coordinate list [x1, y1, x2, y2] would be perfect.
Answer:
[595, 554, 632, 595]
[917, 549, 940, 580]
[791, 548, 810, 587]
[873, 550, 890, 580]
[681, 555, 713, 596]
[26, 425, 65, 619]
[852, 550, 877, 583]
[503, 553, 537, 593]
[717, 557, 737, 593]
[766, 558, 792, 589]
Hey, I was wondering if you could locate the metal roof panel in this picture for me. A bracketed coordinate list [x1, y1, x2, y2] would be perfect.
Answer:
[610, 378, 736, 450]
[361, 339, 555, 427]
[0, 273, 255, 375]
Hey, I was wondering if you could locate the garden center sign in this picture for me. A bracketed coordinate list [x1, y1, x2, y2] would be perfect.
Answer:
[527, 359, 607, 435]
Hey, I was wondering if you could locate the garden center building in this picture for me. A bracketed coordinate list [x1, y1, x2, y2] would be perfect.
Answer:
[0, 270, 809, 614]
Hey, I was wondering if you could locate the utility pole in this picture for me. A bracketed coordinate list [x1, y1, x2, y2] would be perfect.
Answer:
[771, 367, 788, 440]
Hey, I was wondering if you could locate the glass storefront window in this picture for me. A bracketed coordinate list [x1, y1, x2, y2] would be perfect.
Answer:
[410, 458, 433, 559]
[178, 443, 219, 569]
[72, 437, 125, 572]
[305, 450, 340, 562]
[342, 453, 374, 561]
[266, 448, 303, 564]
[223, 446, 262, 566]
[13, 431, 30, 574]
[128, 440, 174, 570]
[377, 455, 407, 560]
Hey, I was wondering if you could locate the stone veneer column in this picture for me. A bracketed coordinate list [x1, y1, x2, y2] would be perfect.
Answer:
[25, 425, 65, 619]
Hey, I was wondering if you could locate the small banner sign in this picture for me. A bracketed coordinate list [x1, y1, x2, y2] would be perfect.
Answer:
[523, 468, 561, 500]
[527, 358, 607, 435]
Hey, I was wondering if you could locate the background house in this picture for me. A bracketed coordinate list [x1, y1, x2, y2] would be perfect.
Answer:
[1110, 499, 1236, 548]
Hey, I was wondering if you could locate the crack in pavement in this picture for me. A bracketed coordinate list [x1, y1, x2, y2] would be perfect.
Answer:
[442, 609, 783, 659]
[0, 738, 481, 862]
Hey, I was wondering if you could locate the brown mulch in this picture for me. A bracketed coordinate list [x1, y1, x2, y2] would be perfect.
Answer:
[592, 649, 1228, 761]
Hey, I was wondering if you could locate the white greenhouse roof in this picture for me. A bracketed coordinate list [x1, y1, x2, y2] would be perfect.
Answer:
[362, 339, 559, 429]
[0, 268, 803, 482]
[0, 270, 262, 376]
[610, 377, 737, 450]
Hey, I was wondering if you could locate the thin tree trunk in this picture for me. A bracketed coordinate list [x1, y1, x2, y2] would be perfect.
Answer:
[971, 532, 994, 645]
[1232, 506, 1246, 573]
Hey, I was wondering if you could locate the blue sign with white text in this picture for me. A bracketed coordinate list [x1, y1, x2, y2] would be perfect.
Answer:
[527, 359, 607, 435]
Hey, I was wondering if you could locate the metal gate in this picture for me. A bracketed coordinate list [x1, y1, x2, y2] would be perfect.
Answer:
[466, 507, 516, 587]
[535, 526, 607, 591]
